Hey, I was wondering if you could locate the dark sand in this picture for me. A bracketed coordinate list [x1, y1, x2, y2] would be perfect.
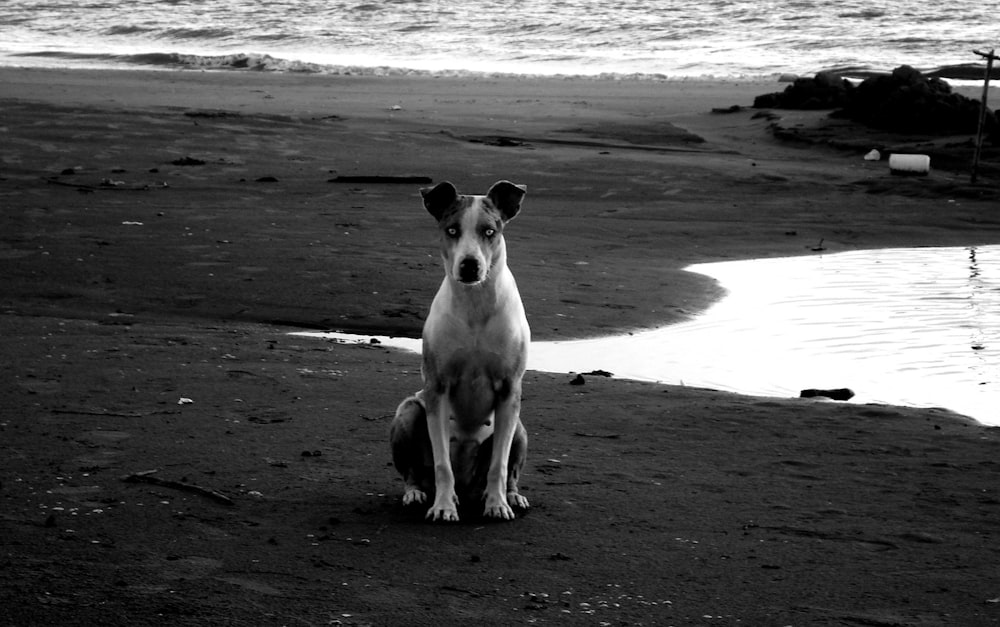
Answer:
[2, 67, 999, 626]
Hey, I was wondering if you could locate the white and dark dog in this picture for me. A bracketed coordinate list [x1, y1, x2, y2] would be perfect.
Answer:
[390, 180, 530, 522]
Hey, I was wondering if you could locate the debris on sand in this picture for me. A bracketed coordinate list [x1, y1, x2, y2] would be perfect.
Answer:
[800, 388, 856, 401]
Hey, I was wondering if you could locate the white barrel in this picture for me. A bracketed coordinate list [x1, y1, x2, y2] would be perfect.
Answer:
[889, 153, 930, 176]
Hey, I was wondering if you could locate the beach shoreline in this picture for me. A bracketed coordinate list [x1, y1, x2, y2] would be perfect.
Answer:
[4, 67, 997, 337]
[2, 67, 1000, 626]
[6, 51, 999, 84]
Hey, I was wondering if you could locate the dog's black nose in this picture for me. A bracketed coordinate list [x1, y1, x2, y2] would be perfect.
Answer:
[458, 258, 481, 283]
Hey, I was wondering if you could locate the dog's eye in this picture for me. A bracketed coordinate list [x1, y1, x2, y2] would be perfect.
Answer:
[446, 226, 459, 238]
[484, 228, 496, 238]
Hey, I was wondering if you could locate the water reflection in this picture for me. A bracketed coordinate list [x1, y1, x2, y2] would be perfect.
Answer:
[293, 245, 999, 426]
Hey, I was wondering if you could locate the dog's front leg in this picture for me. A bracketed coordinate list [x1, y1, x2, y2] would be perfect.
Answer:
[483, 380, 521, 520]
[425, 393, 460, 521]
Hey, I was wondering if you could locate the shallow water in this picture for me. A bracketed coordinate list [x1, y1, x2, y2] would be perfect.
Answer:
[293, 245, 999, 426]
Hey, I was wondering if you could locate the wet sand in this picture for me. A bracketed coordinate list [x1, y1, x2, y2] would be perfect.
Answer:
[2, 67, 1000, 626]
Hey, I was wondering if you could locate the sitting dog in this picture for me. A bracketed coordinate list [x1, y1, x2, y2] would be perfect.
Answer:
[390, 180, 530, 522]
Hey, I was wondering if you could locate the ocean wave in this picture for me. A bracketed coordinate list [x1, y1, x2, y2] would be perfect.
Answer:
[102, 25, 156, 36]
[10, 51, 313, 72]
[5, 49, 787, 82]
[1, 0, 993, 85]
[100, 24, 238, 41]
[9, 49, 995, 84]
[837, 10, 887, 19]
[158, 27, 237, 40]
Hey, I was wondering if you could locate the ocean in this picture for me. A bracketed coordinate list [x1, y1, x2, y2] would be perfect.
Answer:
[0, 0, 995, 80]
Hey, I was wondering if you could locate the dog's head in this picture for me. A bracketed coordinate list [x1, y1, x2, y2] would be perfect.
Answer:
[421, 180, 526, 285]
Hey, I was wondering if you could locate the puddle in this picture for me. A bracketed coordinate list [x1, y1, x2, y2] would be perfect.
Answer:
[292, 245, 999, 426]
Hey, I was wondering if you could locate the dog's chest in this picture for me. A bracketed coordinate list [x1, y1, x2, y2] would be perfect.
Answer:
[449, 417, 493, 445]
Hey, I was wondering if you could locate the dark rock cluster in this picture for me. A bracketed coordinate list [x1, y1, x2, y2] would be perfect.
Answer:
[753, 71, 854, 109]
[839, 65, 990, 135]
[755, 65, 997, 138]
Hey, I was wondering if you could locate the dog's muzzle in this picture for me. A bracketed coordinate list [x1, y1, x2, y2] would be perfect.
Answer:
[458, 258, 481, 284]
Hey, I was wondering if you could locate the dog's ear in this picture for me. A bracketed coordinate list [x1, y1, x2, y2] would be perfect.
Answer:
[421, 181, 459, 221]
[487, 180, 527, 221]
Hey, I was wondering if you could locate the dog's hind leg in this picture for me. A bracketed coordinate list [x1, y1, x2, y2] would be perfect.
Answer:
[389, 393, 433, 506]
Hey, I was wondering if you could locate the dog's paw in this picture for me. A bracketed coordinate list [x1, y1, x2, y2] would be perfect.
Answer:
[483, 494, 516, 520]
[402, 488, 427, 506]
[426, 505, 460, 522]
[508, 491, 530, 510]
[426, 494, 460, 522]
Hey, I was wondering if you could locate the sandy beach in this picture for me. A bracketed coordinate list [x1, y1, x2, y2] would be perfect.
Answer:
[2, 67, 999, 625]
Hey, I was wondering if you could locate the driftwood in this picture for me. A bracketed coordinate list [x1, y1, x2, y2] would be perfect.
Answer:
[53, 408, 148, 418]
[45, 177, 167, 192]
[328, 175, 433, 184]
[121, 469, 234, 506]
[971, 49, 997, 184]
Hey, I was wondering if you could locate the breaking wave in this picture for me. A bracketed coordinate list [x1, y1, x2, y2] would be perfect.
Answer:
[6, 50, 775, 81]
[10, 49, 992, 83]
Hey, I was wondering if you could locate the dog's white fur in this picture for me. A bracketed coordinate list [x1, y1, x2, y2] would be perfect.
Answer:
[390, 180, 530, 522]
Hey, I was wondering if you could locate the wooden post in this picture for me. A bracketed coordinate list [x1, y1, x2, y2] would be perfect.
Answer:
[971, 49, 996, 185]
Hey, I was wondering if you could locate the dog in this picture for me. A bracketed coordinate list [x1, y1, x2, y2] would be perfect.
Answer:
[390, 180, 530, 522]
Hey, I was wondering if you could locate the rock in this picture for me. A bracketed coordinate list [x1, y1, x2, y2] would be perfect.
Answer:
[754, 65, 998, 140]
[753, 71, 854, 110]
[835, 65, 995, 136]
